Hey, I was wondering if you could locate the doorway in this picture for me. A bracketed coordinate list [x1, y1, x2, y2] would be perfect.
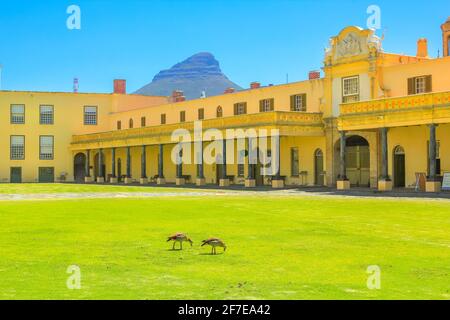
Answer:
[393, 146, 405, 188]
[39, 167, 55, 183]
[10, 167, 22, 183]
[74, 153, 86, 182]
[343, 135, 370, 187]
[314, 149, 324, 186]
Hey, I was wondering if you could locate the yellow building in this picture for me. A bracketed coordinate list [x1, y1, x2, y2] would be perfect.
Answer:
[2, 19, 450, 192]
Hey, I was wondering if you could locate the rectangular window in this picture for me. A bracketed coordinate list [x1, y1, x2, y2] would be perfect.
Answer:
[40, 105, 54, 124]
[11, 104, 25, 124]
[234, 102, 247, 115]
[198, 108, 204, 120]
[141, 116, 146, 127]
[342, 76, 360, 103]
[10, 135, 25, 160]
[161, 113, 166, 124]
[290, 94, 307, 112]
[259, 99, 274, 112]
[408, 75, 432, 95]
[84, 106, 97, 125]
[117, 120, 121, 130]
[40, 136, 54, 160]
[180, 111, 186, 123]
[415, 77, 426, 94]
[291, 148, 299, 177]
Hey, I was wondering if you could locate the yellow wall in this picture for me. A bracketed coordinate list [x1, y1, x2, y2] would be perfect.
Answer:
[382, 56, 450, 98]
[109, 79, 324, 129]
[0, 91, 167, 182]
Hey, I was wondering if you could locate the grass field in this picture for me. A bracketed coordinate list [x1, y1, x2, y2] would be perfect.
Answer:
[0, 184, 449, 299]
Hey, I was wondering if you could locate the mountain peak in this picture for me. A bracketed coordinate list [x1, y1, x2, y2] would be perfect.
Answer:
[135, 52, 242, 100]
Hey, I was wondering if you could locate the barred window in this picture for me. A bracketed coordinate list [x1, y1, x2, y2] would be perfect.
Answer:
[342, 76, 360, 103]
[40, 105, 54, 124]
[11, 104, 25, 124]
[40, 136, 54, 160]
[84, 106, 97, 125]
[10, 135, 25, 160]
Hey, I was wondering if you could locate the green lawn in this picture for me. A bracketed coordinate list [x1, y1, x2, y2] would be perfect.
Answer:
[0, 188, 449, 299]
[0, 183, 202, 194]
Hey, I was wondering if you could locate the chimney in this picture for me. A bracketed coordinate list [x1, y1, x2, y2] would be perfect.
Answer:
[172, 90, 186, 102]
[416, 38, 429, 58]
[250, 81, 261, 89]
[113, 79, 126, 94]
[224, 87, 235, 94]
[73, 78, 79, 93]
[309, 70, 321, 80]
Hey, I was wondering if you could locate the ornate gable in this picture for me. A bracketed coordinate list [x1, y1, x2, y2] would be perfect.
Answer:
[325, 26, 382, 66]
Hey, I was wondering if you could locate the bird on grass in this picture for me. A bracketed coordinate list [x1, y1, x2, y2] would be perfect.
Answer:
[201, 238, 227, 255]
[167, 233, 193, 250]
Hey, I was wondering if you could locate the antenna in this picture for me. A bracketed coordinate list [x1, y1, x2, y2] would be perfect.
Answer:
[286, 73, 289, 84]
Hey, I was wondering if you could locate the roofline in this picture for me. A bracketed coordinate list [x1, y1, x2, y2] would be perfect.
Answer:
[110, 77, 325, 115]
[0, 90, 167, 98]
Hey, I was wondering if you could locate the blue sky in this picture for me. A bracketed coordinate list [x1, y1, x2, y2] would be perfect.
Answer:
[0, 0, 449, 93]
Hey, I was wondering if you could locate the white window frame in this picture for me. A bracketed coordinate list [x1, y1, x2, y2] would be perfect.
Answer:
[294, 95, 305, 112]
[415, 76, 426, 94]
[342, 76, 360, 103]
[261, 99, 272, 112]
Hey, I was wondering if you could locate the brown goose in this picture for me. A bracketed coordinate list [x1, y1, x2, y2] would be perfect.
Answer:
[201, 238, 227, 255]
[167, 233, 193, 250]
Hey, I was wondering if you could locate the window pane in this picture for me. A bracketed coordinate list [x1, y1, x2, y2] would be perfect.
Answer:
[84, 106, 97, 125]
[40, 105, 54, 124]
[11, 136, 25, 160]
[11, 104, 25, 124]
[40, 136, 54, 160]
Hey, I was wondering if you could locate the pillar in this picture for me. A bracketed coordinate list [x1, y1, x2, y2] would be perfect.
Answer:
[157, 144, 165, 185]
[176, 147, 185, 186]
[219, 139, 230, 187]
[140, 145, 148, 184]
[271, 135, 284, 188]
[426, 124, 441, 192]
[245, 137, 256, 188]
[85, 150, 92, 182]
[337, 131, 350, 190]
[196, 141, 206, 186]
[96, 149, 105, 183]
[124, 146, 132, 184]
[110, 148, 118, 183]
[378, 128, 392, 191]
